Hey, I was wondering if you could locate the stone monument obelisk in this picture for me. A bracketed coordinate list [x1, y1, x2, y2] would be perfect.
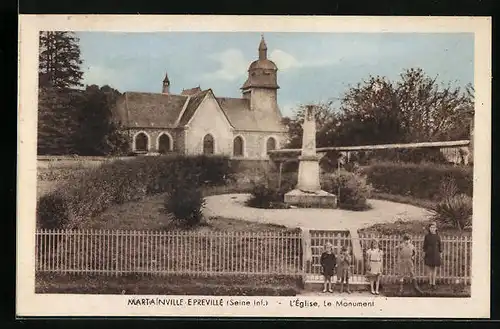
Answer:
[284, 105, 337, 208]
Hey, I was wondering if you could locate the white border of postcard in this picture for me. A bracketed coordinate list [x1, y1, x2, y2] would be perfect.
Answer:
[17, 15, 491, 318]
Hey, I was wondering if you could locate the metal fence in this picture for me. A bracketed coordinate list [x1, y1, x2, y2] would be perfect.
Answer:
[35, 229, 471, 284]
[309, 231, 472, 284]
[35, 229, 303, 276]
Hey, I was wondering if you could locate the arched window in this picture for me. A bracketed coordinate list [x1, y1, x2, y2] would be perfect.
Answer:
[233, 136, 244, 157]
[158, 133, 172, 154]
[266, 137, 277, 153]
[135, 132, 149, 152]
[203, 134, 214, 155]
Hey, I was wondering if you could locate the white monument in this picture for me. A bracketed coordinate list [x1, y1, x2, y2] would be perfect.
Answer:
[284, 105, 338, 208]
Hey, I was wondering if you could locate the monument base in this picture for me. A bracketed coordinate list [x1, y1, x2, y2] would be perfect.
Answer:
[284, 189, 338, 209]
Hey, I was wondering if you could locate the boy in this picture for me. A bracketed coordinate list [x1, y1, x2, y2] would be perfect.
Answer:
[397, 234, 423, 295]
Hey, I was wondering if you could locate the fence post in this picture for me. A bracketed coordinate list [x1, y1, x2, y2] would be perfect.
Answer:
[349, 229, 363, 281]
[300, 229, 312, 280]
[115, 230, 119, 277]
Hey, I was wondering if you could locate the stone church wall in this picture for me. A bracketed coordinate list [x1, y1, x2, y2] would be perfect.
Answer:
[234, 131, 288, 159]
[185, 96, 233, 156]
[127, 128, 180, 153]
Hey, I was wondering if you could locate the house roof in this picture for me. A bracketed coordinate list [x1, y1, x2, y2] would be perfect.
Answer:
[117, 89, 286, 132]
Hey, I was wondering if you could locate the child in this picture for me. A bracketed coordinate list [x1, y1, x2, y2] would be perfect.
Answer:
[366, 239, 383, 295]
[337, 245, 352, 294]
[397, 234, 423, 295]
[320, 242, 337, 293]
[423, 222, 442, 290]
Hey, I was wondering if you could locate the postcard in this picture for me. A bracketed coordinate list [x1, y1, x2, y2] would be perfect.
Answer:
[17, 15, 491, 318]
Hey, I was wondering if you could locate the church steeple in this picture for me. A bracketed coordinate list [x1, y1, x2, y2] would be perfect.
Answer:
[259, 34, 267, 60]
[162, 71, 170, 94]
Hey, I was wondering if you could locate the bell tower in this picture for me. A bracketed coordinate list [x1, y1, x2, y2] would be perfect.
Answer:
[240, 35, 280, 120]
[162, 71, 170, 94]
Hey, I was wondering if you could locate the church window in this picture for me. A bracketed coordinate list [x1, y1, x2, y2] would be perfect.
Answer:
[203, 134, 215, 155]
[233, 136, 244, 157]
[135, 132, 149, 152]
[266, 137, 277, 153]
[158, 133, 172, 154]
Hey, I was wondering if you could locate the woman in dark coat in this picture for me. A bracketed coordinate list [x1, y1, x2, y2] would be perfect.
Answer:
[423, 222, 442, 289]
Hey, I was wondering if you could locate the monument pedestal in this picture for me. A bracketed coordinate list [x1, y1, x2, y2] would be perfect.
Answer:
[284, 155, 337, 208]
[284, 188, 337, 208]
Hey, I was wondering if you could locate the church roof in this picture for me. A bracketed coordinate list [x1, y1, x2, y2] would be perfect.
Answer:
[181, 86, 202, 96]
[216, 97, 285, 132]
[177, 90, 211, 126]
[116, 90, 285, 132]
[120, 92, 188, 128]
[248, 59, 277, 70]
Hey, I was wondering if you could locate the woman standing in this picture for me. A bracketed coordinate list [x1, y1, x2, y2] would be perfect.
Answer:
[423, 222, 442, 290]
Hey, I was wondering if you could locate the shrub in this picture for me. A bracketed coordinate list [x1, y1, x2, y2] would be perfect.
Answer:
[430, 194, 473, 231]
[37, 192, 71, 229]
[164, 187, 206, 227]
[246, 171, 294, 209]
[36, 155, 231, 229]
[322, 169, 373, 211]
[247, 183, 284, 209]
[363, 162, 473, 200]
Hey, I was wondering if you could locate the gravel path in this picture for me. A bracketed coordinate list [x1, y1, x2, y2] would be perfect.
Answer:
[204, 193, 429, 231]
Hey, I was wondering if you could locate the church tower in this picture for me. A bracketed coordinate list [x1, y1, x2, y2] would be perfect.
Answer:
[240, 35, 280, 120]
[162, 71, 170, 94]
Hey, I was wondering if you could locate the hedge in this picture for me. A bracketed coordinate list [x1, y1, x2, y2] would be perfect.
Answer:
[362, 162, 473, 200]
[37, 155, 232, 229]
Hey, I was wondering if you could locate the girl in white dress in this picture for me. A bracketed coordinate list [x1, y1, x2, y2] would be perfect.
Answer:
[366, 239, 383, 295]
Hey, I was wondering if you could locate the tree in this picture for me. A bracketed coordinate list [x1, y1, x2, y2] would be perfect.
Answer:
[37, 87, 82, 155]
[74, 85, 129, 155]
[336, 68, 474, 145]
[284, 68, 474, 165]
[38, 31, 84, 89]
[282, 102, 338, 149]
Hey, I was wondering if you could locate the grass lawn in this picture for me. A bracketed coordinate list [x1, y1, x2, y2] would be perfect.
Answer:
[359, 219, 472, 236]
[36, 273, 302, 296]
[381, 281, 471, 298]
[37, 180, 62, 199]
[371, 191, 436, 210]
[81, 192, 293, 232]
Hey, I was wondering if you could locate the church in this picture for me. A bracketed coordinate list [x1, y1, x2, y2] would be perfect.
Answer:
[112, 36, 288, 159]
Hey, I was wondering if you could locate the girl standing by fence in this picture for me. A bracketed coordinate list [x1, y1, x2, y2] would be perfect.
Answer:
[424, 222, 442, 290]
[366, 239, 383, 295]
[320, 242, 337, 293]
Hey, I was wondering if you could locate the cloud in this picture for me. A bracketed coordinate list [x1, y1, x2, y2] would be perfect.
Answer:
[82, 65, 123, 87]
[269, 50, 301, 71]
[269, 49, 337, 72]
[202, 49, 248, 81]
[280, 102, 301, 117]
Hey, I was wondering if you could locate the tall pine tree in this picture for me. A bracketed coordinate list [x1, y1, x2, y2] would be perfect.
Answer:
[38, 31, 84, 89]
[38, 31, 84, 154]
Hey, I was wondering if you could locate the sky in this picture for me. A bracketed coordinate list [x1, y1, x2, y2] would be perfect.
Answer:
[76, 32, 474, 117]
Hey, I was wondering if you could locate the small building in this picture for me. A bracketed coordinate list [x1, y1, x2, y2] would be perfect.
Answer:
[112, 36, 287, 159]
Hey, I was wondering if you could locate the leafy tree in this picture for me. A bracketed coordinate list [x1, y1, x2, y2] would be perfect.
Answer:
[282, 102, 338, 148]
[38, 31, 84, 89]
[74, 85, 129, 155]
[37, 87, 82, 155]
[284, 68, 474, 165]
[339, 68, 474, 144]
